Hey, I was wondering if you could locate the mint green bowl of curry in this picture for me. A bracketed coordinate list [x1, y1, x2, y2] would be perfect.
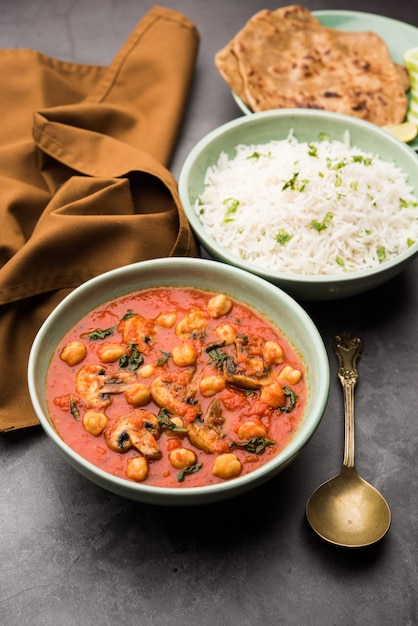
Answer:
[28, 258, 329, 505]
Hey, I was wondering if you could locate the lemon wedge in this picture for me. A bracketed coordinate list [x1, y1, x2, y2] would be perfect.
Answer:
[404, 47, 418, 77]
[403, 48, 418, 126]
[383, 121, 418, 143]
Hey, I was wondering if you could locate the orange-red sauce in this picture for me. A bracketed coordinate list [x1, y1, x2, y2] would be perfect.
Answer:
[46, 287, 306, 488]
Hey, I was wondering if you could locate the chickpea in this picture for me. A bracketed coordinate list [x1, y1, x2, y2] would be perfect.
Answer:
[215, 323, 236, 346]
[207, 294, 233, 318]
[156, 311, 177, 328]
[199, 375, 225, 397]
[236, 419, 268, 440]
[260, 381, 286, 409]
[212, 453, 242, 479]
[126, 456, 149, 482]
[60, 341, 87, 367]
[169, 447, 197, 470]
[279, 365, 303, 385]
[82, 410, 108, 436]
[172, 342, 197, 367]
[124, 383, 151, 406]
[138, 363, 156, 378]
[262, 341, 284, 365]
[170, 416, 185, 429]
[96, 342, 127, 363]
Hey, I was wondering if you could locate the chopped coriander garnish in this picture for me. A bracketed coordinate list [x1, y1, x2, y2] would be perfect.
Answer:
[352, 155, 373, 166]
[326, 157, 348, 170]
[282, 172, 299, 191]
[311, 212, 334, 232]
[246, 150, 272, 159]
[282, 171, 309, 192]
[400, 198, 418, 208]
[223, 197, 240, 222]
[308, 143, 318, 157]
[275, 229, 293, 246]
[377, 246, 386, 262]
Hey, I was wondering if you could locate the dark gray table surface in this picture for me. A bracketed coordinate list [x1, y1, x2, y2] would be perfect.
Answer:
[1, 1, 418, 625]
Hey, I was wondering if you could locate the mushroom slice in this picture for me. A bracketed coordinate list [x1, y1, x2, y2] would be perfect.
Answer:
[76, 364, 136, 409]
[223, 335, 272, 389]
[104, 409, 161, 459]
[150, 367, 199, 423]
[187, 399, 227, 454]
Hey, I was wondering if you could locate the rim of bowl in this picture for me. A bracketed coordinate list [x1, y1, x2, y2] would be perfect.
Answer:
[178, 109, 418, 287]
[28, 258, 330, 503]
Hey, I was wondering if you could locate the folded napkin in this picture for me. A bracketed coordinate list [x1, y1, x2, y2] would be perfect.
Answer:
[0, 6, 200, 432]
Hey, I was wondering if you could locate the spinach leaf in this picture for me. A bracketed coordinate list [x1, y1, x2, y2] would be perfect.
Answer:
[230, 437, 276, 454]
[177, 463, 203, 483]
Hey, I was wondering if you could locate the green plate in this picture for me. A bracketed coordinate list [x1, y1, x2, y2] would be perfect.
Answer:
[232, 10, 418, 150]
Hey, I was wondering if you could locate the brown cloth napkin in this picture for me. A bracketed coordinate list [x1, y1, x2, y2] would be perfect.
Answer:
[0, 6, 200, 432]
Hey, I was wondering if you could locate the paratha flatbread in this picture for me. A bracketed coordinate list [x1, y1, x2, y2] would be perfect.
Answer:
[215, 5, 409, 126]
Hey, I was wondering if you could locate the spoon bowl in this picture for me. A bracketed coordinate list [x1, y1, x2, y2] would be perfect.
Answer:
[306, 466, 391, 548]
[306, 332, 391, 548]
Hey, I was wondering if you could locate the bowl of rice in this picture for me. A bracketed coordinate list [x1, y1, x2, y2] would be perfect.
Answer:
[178, 109, 418, 301]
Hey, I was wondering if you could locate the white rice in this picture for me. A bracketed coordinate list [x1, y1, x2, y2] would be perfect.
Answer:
[194, 131, 418, 275]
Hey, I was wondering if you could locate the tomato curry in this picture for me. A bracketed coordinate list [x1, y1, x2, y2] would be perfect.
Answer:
[46, 286, 307, 488]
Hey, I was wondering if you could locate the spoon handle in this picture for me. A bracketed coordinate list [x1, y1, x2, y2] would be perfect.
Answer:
[334, 332, 363, 469]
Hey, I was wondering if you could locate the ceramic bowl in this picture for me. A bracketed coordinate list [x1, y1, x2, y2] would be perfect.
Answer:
[178, 109, 418, 301]
[27, 257, 329, 506]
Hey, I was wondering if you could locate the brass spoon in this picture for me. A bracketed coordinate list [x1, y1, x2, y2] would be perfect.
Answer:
[306, 332, 391, 548]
